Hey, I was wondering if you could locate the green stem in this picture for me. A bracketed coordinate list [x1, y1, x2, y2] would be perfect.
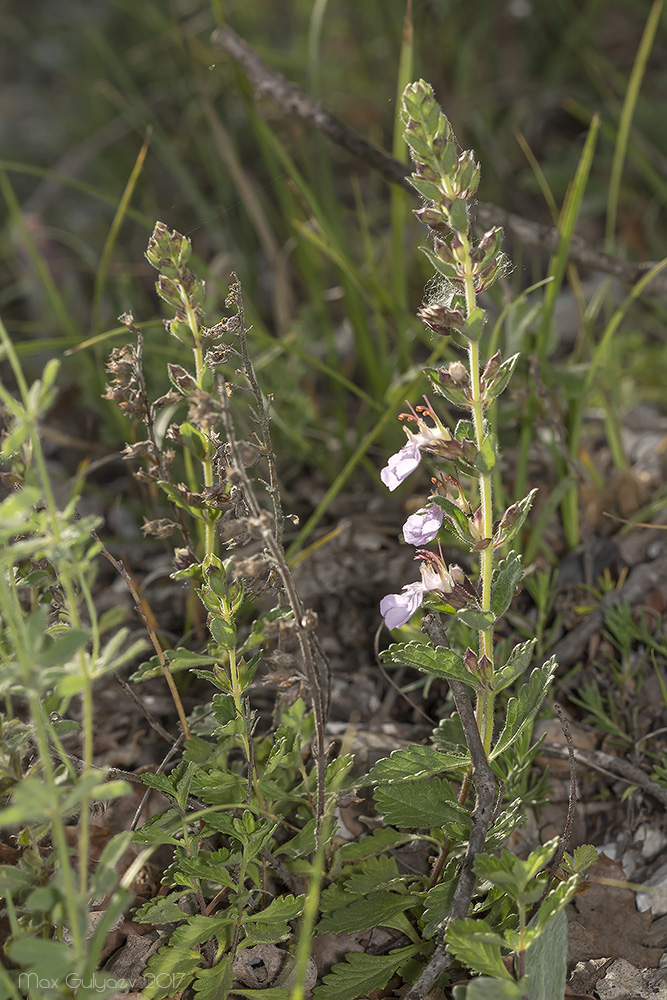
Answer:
[180, 285, 217, 557]
[221, 596, 264, 812]
[460, 235, 495, 753]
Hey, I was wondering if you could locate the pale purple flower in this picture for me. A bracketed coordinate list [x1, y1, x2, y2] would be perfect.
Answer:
[380, 397, 453, 492]
[380, 440, 422, 491]
[380, 581, 425, 630]
[403, 505, 444, 546]
[380, 552, 463, 629]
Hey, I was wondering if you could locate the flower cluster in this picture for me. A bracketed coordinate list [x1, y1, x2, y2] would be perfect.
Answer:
[379, 80, 536, 635]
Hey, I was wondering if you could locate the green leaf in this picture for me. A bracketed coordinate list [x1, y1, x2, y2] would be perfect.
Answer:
[422, 860, 459, 937]
[410, 176, 444, 201]
[39, 628, 89, 667]
[449, 198, 469, 234]
[339, 827, 415, 862]
[490, 551, 524, 619]
[361, 744, 470, 786]
[493, 639, 536, 692]
[7, 938, 74, 982]
[431, 495, 474, 543]
[493, 489, 538, 548]
[446, 917, 514, 980]
[209, 615, 236, 648]
[313, 945, 422, 1000]
[374, 776, 470, 830]
[143, 941, 201, 1000]
[192, 957, 234, 1000]
[491, 658, 558, 759]
[570, 844, 599, 873]
[180, 421, 213, 462]
[455, 418, 475, 441]
[453, 978, 523, 1000]
[133, 890, 193, 925]
[131, 646, 220, 681]
[523, 908, 568, 1000]
[0, 775, 54, 826]
[474, 432, 498, 474]
[317, 889, 418, 935]
[455, 608, 495, 630]
[420, 246, 459, 281]
[167, 318, 196, 347]
[485, 352, 520, 402]
[533, 879, 578, 935]
[380, 641, 477, 689]
[474, 843, 555, 906]
[249, 894, 305, 924]
[343, 855, 401, 894]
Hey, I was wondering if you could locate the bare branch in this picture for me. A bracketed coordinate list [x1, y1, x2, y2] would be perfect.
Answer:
[211, 23, 667, 301]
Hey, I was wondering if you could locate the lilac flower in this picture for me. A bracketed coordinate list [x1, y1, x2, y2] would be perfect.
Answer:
[403, 505, 444, 546]
[380, 440, 422, 491]
[380, 398, 452, 491]
[380, 581, 425, 630]
[380, 552, 464, 629]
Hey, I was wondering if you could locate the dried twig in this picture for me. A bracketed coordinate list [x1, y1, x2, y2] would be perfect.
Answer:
[93, 532, 191, 739]
[211, 23, 667, 301]
[541, 741, 667, 808]
[402, 614, 497, 1000]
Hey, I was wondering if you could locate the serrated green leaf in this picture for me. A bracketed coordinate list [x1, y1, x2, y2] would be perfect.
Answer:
[570, 844, 599, 873]
[360, 744, 470, 787]
[380, 641, 477, 688]
[133, 890, 193, 925]
[493, 639, 536, 692]
[249, 894, 305, 924]
[474, 842, 556, 906]
[339, 827, 415, 862]
[143, 940, 201, 1000]
[374, 776, 470, 830]
[317, 889, 418, 935]
[490, 551, 524, 619]
[343, 855, 400, 894]
[446, 917, 514, 981]
[455, 608, 495, 630]
[313, 945, 422, 1000]
[170, 849, 238, 890]
[192, 957, 233, 1000]
[422, 860, 459, 937]
[491, 658, 558, 759]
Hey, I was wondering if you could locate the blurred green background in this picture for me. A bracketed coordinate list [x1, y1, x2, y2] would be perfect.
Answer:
[2, 0, 666, 551]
